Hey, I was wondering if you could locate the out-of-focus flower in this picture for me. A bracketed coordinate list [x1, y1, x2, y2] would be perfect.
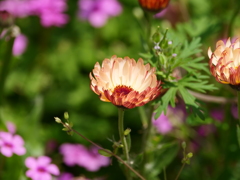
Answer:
[25, 156, 60, 180]
[60, 143, 110, 172]
[0, 0, 31, 17]
[0, 0, 68, 27]
[90, 55, 162, 109]
[57, 172, 74, 180]
[0, 10, 14, 27]
[29, 0, 69, 27]
[152, 103, 186, 134]
[197, 124, 216, 137]
[210, 109, 224, 121]
[138, 0, 170, 12]
[12, 34, 28, 56]
[6, 121, 16, 134]
[78, 0, 122, 27]
[231, 104, 238, 119]
[0, 131, 26, 157]
[208, 38, 240, 90]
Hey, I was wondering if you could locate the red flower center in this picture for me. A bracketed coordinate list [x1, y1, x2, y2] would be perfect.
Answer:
[113, 85, 133, 96]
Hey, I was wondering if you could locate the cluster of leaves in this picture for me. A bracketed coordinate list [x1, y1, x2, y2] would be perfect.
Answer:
[141, 28, 217, 120]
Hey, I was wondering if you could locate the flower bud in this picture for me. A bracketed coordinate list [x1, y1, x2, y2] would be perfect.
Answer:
[54, 117, 62, 123]
[138, 0, 170, 12]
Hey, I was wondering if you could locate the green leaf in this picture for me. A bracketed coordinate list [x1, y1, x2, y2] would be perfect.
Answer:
[98, 149, 112, 157]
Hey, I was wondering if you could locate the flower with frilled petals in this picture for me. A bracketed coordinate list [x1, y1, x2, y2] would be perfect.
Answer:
[208, 38, 240, 90]
[138, 0, 170, 12]
[90, 55, 162, 109]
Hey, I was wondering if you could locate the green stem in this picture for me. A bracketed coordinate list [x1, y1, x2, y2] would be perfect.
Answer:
[174, 163, 186, 180]
[118, 108, 131, 180]
[138, 106, 148, 129]
[238, 91, 240, 124]
[0, 37, 14, 106]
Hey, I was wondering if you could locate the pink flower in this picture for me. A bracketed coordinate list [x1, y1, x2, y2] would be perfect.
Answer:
[25, 156, 60, 180]
[6, 121, 16, 134]
[210, 109, 224, 122]
[152, 104, 186, 134]
[0, 131, 26, 157]
[60, 143, 110, 172]
[78, 0, 122, 27]
[0, 0, 68, 27]
[231, 104, 238, 119]
[57, 172, 74, 180]
[12, 34, 28, 56]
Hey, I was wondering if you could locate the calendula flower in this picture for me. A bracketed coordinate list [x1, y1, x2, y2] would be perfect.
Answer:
[208, 38, 240, 89]
[138, 0, 170, 12]
[90, 55, 162, 109]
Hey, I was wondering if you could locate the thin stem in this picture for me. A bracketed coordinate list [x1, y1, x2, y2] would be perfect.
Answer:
[174, 163, 186, 180]
[118, 108, 131, 180]
[138, 106, 148, 129]
[237, 91, 240, 124]
[0, 37, 14, 106]
[163, 167, 167, 180]
[62, 123, 146, 180]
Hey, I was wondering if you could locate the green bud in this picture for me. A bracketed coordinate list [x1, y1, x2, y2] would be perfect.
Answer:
[187, 152, 193, 158]
[64, 112, 69, 120]
[124, 128, 131, 136]
[98, 149, 112, 157]
[54, 117, 62, 123]
[182, 141, 186, 149]
[152, 26, 161, 44]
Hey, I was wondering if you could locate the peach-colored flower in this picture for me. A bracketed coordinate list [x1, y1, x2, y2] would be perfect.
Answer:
[90, 55, 162, 109]
[208, 38, 240, 87]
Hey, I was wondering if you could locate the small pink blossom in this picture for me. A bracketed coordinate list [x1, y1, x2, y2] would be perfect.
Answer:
[78, 0, 122, 27]
[6, 121, 16, 134]
[25, 156, 60, 180]
[210, 109, 224, 122]
[12, 34, 28, 56]
[0, 131, 26, 157]
[60, 143, 110, 172]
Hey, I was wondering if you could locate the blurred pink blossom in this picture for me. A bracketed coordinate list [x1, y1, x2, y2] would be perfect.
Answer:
[12, 34, 28, 56]
[197, 124, 216, 137]
[0, 131, 26, 157]
[6, 121, 16, 134]
[57, 172, 74, 180]
[210, 109, 224, 121]
[231, 104, 238, 119]
[78, 0, 122, 27]
[0, 0, 68, 27]
[25, 156, 60, 180]
[60, 143, 110, 172]
[152, 104, 186, 134]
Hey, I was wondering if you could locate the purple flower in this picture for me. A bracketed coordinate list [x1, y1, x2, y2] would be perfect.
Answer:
[197, 124, 216, 137]
[78, 0, 122, 27]
[12, 34, 28, 56]
[231, 104, 238, 119]
[60, 143, 110, 172]
[210, 109, 224, 121]
[0, 131, 26, 157]
[57, 172, 74, 180]
[152, 104, 186, 134]
[0, 0, 68, 27]
[25, 156, 60, 180]
[6, 121, 16, 134]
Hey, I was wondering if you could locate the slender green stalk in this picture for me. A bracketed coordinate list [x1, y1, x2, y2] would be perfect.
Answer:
[0, 37, 14, 106]
[60, 121, 146, 180]
[118, 108, 132, 180]
[138, 106, 148, 129]
[174, 163, 186, 180]
[163, 167, 167, 180]
[238, 91, 240, 124]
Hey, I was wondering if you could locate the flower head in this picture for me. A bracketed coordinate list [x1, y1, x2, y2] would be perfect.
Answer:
[90, 55, 162, 109]
[208, 38, 240, 89]
[138, 0, 170, 12]
[25, 156, 60, 180]
[60, 143, 110, 172]
[78, 0, 122, 27]
[0, 131, 26, 157]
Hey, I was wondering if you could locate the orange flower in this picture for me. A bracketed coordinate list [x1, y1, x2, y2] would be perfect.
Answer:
[138, 0, 170, 12]
[90, 55, 162, 109]
[208, 38, 240, 88]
